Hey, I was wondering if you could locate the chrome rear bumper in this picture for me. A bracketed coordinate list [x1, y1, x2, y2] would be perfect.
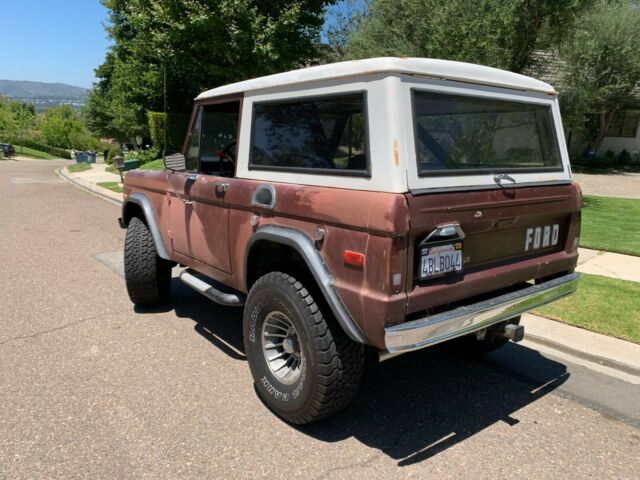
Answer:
[385, 272, 580, 353]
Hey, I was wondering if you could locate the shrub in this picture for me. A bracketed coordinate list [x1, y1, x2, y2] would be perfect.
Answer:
[619, 149, 632, 164]
[125, 147, 160, 164]
[7, 138, 71, 159]
[106, 146, 123, 164]
[148, 112, 189, 152]
[603, 150, 616, 163]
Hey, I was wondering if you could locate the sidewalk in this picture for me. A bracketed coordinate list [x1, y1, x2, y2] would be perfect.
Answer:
[57, 163, 123, 204]
[576, 247, 640, 283]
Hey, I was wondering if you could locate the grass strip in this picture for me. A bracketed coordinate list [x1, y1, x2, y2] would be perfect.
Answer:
[96, 181, 123, 194]
[535, 273, 640, 343]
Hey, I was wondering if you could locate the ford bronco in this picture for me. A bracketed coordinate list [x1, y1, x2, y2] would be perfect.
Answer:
[119, 57, 581, 424]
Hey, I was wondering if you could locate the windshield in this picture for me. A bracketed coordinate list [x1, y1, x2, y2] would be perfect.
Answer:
[412, 91, 562, 175]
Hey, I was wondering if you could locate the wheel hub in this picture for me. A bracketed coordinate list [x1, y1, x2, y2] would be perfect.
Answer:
[282, 336, 298, 354]
[261, 311, 304, 385]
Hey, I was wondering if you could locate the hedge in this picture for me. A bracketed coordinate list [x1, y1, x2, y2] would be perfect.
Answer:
[106, 146, 124, 164]
[7, 138, 71, 159]
[148, 112, 190, 152]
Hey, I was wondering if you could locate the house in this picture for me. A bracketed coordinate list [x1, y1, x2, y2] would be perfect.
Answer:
[528, 51, 640, 157]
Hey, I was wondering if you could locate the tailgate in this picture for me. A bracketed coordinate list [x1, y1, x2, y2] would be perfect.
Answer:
[405, 183, 582, 310]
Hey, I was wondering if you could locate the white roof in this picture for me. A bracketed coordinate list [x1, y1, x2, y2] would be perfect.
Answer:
[197, 57, 556, 99]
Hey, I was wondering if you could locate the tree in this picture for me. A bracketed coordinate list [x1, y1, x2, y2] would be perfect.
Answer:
[558, 0, 640, 151]
[0, 97, 16, 141]
[41, 105, 97, 150]
[9, 101, 36, 154]
[87, 0, 337, 144]
[339, 0, 591, 74]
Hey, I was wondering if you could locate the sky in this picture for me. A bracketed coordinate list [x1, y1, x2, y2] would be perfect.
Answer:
[0, 0, 111, 88]
[0, 0, 359, 90]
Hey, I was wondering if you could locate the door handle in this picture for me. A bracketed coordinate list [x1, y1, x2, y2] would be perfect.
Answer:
[215, 182, 229, 193]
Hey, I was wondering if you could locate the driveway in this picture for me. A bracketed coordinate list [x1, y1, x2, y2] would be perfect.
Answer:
[1, 160, 639, 478]
[573, 171, 640, 199]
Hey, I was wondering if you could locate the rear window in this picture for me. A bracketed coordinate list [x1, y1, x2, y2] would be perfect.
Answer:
[412, 91, 562, 175]
[249, 93, 368, 176]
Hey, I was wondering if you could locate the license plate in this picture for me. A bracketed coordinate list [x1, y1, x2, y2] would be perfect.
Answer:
[420, 243, 463, 279]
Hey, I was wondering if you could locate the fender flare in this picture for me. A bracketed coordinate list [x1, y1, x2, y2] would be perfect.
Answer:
[121, 192, 171, 260]
[244, 225, 366, 344]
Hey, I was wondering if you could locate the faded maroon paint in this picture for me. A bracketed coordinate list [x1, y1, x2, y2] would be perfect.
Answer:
[124, 168, 581, 350]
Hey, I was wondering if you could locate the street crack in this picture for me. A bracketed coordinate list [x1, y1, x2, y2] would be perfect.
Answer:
[0, 309, 129, 347]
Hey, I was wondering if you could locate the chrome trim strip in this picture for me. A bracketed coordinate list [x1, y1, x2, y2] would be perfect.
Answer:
[385, 272, 580, 353]
[245, 225, 366, 344]
[409, 180, 572, 195]
[122, 192, 171, 260]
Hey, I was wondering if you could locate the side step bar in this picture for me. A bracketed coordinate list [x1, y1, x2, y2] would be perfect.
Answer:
[180, 270, 246, 307]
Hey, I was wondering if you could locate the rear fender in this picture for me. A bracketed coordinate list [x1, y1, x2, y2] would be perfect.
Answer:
[244, 225, 367, 344]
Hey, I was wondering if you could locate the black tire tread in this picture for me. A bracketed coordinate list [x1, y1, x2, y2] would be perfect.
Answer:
[124, 216, 171, 306]
[249, 272, 364, 424]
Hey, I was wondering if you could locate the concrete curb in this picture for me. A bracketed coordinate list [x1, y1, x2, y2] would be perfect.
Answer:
[55, 167, 123, 206]
[521, 314, 640, 379]
[524, 333, 640, 377]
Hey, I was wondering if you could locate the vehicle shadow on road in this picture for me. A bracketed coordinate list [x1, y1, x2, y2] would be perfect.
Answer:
[137, 277, 569, 467]
[135, 278, 246, 360]
[298, 344, 569, 467]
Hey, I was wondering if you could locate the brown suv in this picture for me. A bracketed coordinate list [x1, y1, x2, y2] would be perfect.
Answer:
[119, 58, 581, 424]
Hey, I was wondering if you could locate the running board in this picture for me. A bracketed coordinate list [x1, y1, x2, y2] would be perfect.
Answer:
[179, 270, 245, 307]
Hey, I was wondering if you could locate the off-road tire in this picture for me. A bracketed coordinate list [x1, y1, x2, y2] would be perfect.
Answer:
[243, 272, 364, 424]
[454, 316, 522, 357]
[124, 216, 172, 306]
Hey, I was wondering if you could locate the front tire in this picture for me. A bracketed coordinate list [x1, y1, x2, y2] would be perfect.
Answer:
[243, 272, 364, 424]
[124, 216, 172, 306]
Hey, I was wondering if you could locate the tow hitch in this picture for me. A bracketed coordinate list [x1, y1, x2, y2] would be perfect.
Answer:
[501, 323, 525, 343]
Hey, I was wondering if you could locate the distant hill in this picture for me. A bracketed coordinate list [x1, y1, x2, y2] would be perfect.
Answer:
[0, 79, 88, 99]
[0, 80, 88, 111]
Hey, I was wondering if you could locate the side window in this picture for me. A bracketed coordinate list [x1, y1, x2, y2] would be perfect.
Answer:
[185, 107, 202, 171]
[249, 93, 369, 176]
[199, 101, 241, 177]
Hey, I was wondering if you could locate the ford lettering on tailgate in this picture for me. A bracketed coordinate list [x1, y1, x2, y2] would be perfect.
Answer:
[525, 224, 559, 251]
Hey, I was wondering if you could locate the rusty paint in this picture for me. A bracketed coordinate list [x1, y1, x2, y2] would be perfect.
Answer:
[393, 140, 400, 166]
[125, 167, 582, 349]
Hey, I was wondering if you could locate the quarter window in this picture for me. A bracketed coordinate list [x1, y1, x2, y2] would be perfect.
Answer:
[249, 93, 368, 175]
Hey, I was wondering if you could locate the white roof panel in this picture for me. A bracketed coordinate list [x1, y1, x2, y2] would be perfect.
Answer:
[196, 57, 556, 99]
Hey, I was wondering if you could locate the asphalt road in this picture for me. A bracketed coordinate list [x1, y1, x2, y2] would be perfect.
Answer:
[1, 159, 639, 479]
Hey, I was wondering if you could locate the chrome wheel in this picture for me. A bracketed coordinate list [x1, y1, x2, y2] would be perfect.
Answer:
[261, 311, 304, 384]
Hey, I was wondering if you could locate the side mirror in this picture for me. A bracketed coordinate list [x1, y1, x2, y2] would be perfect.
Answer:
[163, 150, 186, 171]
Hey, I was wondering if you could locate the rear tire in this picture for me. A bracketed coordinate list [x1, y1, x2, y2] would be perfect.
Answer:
[124, 216, 172, 306]
[243, 272, 364, 424]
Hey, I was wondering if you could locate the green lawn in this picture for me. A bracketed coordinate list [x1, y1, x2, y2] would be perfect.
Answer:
[97, 181, 123, 194]
[67, 163, 92, 173]
[535, 273, 640, 343]
[580, 195, 640, 256]
[140, 158, 164, 170]
[13, 146, 58, 160]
